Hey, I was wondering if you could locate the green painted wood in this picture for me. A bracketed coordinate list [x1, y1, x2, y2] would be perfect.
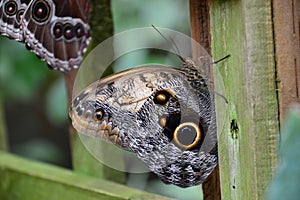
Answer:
[0, 151, 171, 200]
[71, 0, 126, 184]
[189, 1, 221, 199]
[0, 95, 7, 151]
[210, 0, 279, 199]
[72, 133, 126, 183]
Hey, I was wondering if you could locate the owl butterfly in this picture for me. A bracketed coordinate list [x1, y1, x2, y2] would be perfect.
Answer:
[0, 0, 91, 72]
[69, 45, 229, 188]
[70, 24, 229, 187]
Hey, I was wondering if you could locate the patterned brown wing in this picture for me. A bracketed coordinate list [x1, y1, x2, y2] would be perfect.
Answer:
[69, 65, 218, 188]
[0, 0, 31, 41]
[21, 0, 91, 72]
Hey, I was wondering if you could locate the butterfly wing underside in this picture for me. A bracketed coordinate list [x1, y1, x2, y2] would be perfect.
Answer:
[0, 0, 31, 40]
[70, 65, 218, 187]
[21, 0, 91, 72]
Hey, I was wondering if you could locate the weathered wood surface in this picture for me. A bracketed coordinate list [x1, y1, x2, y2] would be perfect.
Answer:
[0, 152, 172, 200]
[189, 0, 221, 199]
[273, 0, 300, 122]
[210, 0, 279, 199]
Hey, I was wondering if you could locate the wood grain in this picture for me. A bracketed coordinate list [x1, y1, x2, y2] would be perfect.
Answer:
[273, 0, 300, 122]
[0, 152, 170, 200]
[210, 0, 280, 199]
[189, 0, 221, 199]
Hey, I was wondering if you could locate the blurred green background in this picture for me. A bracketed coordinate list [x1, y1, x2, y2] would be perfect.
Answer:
[0, 0, 205, 199]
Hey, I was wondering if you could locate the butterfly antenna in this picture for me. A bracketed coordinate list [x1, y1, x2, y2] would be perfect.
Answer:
[209, 55, 230, 104]
[214, 91, 228, 104]
[211, 54, 230, 64]
[151, 25, 185, 62]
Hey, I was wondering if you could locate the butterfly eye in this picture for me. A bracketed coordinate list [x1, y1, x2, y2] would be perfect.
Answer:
[75, 23, 84, 38]
[173, 122, 202, 150]
[159, 117, 167, 127]
[94, 109, 104, 121]
[64, 23, 75, 40]
[53, 22, 63, 39]
[16, 9, 25, 22]
[154, 90, 171, 105]
[5, 1, 18, 16]
[32, 0, 51, 23]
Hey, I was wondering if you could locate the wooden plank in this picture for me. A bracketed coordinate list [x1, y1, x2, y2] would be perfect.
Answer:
[189, 0, 221, 199]
[210, 0, 279, 199]
[0, 151, 171, 200]
[272, 0, 300, 123]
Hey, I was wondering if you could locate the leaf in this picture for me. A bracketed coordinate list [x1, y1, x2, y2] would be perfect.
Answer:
[266, 107, 300, 200]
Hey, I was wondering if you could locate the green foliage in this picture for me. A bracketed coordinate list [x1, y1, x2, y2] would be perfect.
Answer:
[111, 0, 190, 33]
[45, 77, 68, 126]
[0, 96, 7, 151]
[13, 139, 64, 165]
[111, 0, 190, 74]
[266, 108, 300, 200]
[0, 37, 67, 125]
[0, 37, 68, 164]
[0, 38, 49, 100]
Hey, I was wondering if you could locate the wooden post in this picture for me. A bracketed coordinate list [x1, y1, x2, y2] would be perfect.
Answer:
[210, 0, 279, 199]
[273, 0, 300, 123]
[189, 0, 221, 199]
[67, 0, 126, 184]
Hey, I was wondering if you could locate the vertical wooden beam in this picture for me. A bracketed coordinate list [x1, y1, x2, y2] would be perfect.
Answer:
[189, 1, 221, 199]
[273, 0, 300, 123]
[68, 0, 126, 184]
[189, 0, 211, 54]
[210, 0, 279, 199]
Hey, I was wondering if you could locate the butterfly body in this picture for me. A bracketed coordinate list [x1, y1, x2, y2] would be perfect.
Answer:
[70, 59, 218, 188]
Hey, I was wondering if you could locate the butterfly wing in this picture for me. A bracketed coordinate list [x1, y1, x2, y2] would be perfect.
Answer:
[70, 65, 218, 187]
[22, 0, 91, 72]
[0, 0, 30, 41]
